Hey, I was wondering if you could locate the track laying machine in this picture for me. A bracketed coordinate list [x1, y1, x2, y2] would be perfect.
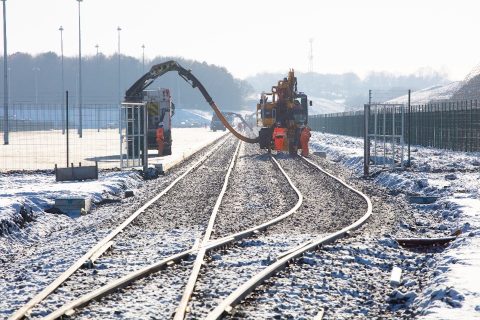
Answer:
[123, 60, 310, 155]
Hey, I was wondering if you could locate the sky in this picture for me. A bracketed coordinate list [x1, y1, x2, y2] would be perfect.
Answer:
[2, 0, 480, 80]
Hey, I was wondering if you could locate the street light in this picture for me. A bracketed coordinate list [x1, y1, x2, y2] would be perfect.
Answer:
[32, 67, 40, 104]
[95, 44, 100, 132]
[141, 44, 145, 73]
[117, 26, 121, 104]
[7, 66, 10, 106]
[2, 0, 9, 145]
[59, 26, 65, 133]
[77, 0, 83, 138]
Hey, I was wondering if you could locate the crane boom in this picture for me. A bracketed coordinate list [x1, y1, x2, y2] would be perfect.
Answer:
[125, 60, 259, 144]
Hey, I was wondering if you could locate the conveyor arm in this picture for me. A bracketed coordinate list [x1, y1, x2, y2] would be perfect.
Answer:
[125, 60, 259, 144]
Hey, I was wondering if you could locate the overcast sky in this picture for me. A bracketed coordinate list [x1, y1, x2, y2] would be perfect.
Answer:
[3, 0, 479, 80]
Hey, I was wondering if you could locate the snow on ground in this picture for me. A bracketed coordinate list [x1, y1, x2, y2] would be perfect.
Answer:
[309, 96, 346, 114]
[387, 82, 462, 105]
[310, 132, 480, 319]
[0, 128, 226, 245]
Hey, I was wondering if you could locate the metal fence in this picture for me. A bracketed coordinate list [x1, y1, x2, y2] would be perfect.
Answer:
[309, 99, 480, 152]
[0, 103, 121, 171]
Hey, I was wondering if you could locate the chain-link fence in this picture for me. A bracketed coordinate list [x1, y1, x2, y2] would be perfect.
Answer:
[0, 103, 121, 171]
[309, 99, 480, 152]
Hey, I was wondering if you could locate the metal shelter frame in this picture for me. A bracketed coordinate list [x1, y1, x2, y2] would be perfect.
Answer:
[364, 103, 406, 176]
[120, 102, 148, 171]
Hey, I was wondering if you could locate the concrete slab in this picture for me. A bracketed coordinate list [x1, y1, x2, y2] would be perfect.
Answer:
[0, 127, 227, 171]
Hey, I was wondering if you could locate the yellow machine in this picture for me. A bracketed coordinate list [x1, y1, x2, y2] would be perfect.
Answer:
[256, 70, 311, 154]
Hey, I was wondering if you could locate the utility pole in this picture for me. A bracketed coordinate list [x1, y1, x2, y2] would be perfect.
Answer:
[2, 0, 8, 145]
[77, 0, 83, 138]
[117, 26, 122, 104]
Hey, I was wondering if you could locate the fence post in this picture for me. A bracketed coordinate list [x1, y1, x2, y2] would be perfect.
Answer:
[364, 103, 370, 177]
[142, 103, 148, 172]
[66, 91, 69, 167]
[407, 90, 411, 166]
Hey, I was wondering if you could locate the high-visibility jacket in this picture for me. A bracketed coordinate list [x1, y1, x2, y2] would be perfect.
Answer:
[300, 127, 311, 156]
[273, 127, 287, 151]
[156, 128, 164, 142]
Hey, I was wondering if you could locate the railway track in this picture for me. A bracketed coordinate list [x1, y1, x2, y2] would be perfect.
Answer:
[10, 135, 235, 319]
[36, 142, 303, 319]
[10, 139, 373, 320]
[205, 155, 373, 319]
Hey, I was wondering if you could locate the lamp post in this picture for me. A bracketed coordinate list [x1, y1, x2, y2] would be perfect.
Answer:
[77, 0, 83, 137]
[32, 67, 40, 104]
[95, 44, 100, 131]
[141, 44, 145, 73]
[2, 0, 9, 145]
[117, 26, 121, 104]
[59, 26, 65, 133]
[7, 66, 10, 106]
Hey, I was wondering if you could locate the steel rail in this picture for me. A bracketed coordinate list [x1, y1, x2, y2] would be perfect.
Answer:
[10, 135, 230, 320]
[42, 153, 304, 320]
[174, 141, 241, 320]
[206, 155, 373, 319]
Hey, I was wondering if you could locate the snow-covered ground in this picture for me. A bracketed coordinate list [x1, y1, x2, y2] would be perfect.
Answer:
[309, 96, 347, 114]
[310, 132, 480, 319]
[0, 128, 226, 243]
[387, 82, 462, 105]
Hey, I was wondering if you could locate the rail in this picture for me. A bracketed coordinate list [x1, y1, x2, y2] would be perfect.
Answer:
[206, 155, 373, 319]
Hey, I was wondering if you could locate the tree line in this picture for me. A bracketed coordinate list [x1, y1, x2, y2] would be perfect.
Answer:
[0, 52, 253, 111]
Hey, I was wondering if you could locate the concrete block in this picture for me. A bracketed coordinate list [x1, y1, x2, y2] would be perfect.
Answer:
[390, 266, 402, 287]
[409, 196, 439, 204]
[55, 163, 98, 182]
[55, 197, 91, 218]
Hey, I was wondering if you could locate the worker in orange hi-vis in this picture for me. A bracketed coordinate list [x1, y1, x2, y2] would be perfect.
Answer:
[300, 124, 311, 156]
[273, 122, 286, 151]
[156, 122, 165, 156]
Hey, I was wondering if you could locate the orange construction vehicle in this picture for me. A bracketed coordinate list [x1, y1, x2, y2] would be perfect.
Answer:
[256, 70, 312, 154]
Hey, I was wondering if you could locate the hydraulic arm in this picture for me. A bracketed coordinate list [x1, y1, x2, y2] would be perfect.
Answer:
[125, 60, 259, 144]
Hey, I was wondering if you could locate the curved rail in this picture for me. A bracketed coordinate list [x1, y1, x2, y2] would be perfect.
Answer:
[41, 152, 304, 320]
[10, 135, 230, 320]
[206, 155, 373, 319]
